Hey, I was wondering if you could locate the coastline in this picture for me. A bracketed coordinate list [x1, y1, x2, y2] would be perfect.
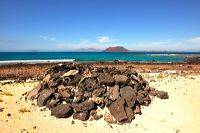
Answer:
[0, 61, 200, 81]
[0, 65, 200, 133]
[1, 51, 200, 64]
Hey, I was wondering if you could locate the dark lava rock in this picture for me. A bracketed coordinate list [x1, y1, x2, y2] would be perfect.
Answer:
[72, 101, 95, 112]
[149, 90, 169, 99]
[92, 88, 106, 97]
[91, 72, 99, 78]
[143, 95, 151, 106]
[122, 69, 138, 76]
[137, 92, 145, 105]
[73, 91, 83, 103]
[124, 107, 135, 123]
[113, 74, 128, 85]
[67, 74, 82, 85]
[58, 89, 71, 98]
[156, 90, 169, 99]
[49, 80, 59, 87]
[84, 79, 98, 91]
[120, 86, 137, 108]
[98, 73, 115, 86]
[149, 90, 158, 96]
[51, 104, 73, 118]
[26, 83, 43, 100]
[54, 93, 63, 100]
[37, 89, 54, 107]
[104, 97, 113, 107]
[108, 97, 127, 122]
[134, 82, 142, 91]
[46, 99, 57, 109]
[73, 111, 90, 121]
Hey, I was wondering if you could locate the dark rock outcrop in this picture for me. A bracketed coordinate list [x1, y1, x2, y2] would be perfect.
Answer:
[27, 64, 169, 124]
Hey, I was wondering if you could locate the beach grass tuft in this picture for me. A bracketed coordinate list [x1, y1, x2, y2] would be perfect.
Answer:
[144, 74, 153, 79]
[156, 73, 167, 79]
[0, 91, 14, 96]
[19, 108, 31, 113]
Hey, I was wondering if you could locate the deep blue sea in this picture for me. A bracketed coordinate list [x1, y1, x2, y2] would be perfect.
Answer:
[0, 52, 200, 63]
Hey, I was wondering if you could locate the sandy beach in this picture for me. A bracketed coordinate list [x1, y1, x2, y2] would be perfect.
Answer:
[1, 65, 200, 133]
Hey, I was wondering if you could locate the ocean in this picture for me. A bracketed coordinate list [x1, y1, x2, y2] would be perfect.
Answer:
[0, 52, 200, 64]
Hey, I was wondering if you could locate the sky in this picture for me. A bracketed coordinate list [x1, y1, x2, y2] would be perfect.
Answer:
[0, 0, 200, 51]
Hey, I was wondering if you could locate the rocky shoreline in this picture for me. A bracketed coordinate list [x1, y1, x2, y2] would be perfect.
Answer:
[0, 61, 200, 81]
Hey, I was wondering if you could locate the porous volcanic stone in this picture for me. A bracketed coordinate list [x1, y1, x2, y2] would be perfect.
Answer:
[73, 111, 90, 121]
[51, 104, 73, 118]
[156, 90, 169, 99]
[98, 73, 115, 86]
[113, 74, 128, 85]
[120, 86, 137, 108]
[46, 99, 57, 109]
[72, 101, 95, 112]
[26, 83, 42, 100]
[108, 97, 127, 122]
[37, 89, 54, 107]
[125, 107, 135, 123]
[92, 88, 106, 97]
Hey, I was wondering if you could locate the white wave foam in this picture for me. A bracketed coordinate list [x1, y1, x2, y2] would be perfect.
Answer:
[147, 54, 178, 56]
[0, 59, 75, 64]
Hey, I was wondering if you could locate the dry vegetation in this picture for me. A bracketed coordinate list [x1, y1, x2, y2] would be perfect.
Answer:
[18, 108, 31, 113]
[0, 91, 13, 96]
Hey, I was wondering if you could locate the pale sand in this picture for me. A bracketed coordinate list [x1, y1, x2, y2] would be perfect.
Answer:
[0, 73, 200, 133]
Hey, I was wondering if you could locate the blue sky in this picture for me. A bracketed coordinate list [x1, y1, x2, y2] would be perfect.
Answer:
[0, 0, 200, 51]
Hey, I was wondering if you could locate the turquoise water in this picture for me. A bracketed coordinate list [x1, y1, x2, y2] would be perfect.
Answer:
[0, 52, 200, 63]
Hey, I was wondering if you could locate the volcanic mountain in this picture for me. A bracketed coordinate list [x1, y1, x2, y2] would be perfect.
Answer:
[103, 46, 129, 52]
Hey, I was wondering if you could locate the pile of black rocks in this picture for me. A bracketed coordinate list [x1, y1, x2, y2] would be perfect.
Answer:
[26, 64, 168, 123]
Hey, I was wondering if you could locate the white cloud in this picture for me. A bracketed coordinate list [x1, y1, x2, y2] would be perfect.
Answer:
[57, 36, 200, 51]
[39, 35, 55, 41]
[57, 39, 114, 50]
[57, 36, 120, 50]
[97, 36, 117, 43]
[188, 37, 200, 43]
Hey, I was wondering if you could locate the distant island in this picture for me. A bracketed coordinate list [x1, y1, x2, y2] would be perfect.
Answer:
[75, 48, 102, 52]
[103, 46, 129, 52]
